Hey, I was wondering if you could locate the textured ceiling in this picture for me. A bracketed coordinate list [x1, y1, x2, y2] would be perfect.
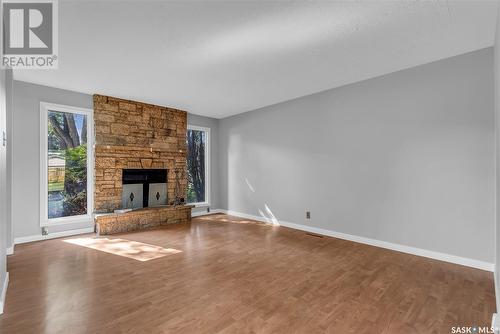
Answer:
[14, 1, 497, 118]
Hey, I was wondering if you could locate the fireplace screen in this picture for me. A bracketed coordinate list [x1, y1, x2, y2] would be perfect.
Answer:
[122, 184, 143, 209]
[121, 169, 167, 210]
[148, 183, 168, 207]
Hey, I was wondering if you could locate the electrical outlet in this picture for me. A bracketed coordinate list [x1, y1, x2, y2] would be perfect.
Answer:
[306, 211, 311, 219]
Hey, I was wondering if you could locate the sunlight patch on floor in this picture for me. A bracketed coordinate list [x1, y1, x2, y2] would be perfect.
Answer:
[63, 238, 181, 261]
[195, 214, 274, 227]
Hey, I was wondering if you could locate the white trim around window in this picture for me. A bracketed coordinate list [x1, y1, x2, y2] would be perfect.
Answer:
[40, 102, 94, 227]
[187, 125, 210, 207]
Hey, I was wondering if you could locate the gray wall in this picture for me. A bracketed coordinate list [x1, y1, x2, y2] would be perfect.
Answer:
[187, 113, 220, 214]
[0, 70, 12, 313]
[12, 81, 93, 238]
[494, 6, 500, 315]
[11, 81, 220, 239]
[5, 70, 13, 251]
[219, 47, 495, 263]
[0, 69, 8, 311]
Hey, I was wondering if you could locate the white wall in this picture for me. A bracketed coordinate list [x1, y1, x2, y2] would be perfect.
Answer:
[219, 47, 495, 264]
[0, 69, 8, 313]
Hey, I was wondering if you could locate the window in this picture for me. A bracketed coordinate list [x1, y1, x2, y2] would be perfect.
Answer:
[186, 125, 210, 205]
[40, 102, 93, 226]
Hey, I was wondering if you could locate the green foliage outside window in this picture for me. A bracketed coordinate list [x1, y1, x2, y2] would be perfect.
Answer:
[47, 110, 88, 218]
[186, 129, 206, 203]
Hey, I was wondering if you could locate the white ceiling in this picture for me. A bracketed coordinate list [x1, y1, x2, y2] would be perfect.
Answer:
[14, 1, 497, 119]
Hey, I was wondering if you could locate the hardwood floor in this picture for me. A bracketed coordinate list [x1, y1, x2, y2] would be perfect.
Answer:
[0, 214, 495, 333]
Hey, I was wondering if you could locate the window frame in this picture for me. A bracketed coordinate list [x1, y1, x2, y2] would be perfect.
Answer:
[39, 102, 94, 227]
[186, 125, 210, 207]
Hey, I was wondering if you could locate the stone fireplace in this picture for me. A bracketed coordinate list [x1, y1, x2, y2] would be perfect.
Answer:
[93, 95, 193, 235]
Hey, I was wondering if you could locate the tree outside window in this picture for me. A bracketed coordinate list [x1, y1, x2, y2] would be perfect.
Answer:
[47, 110, 88, 218]
[186, 127, 208, 204]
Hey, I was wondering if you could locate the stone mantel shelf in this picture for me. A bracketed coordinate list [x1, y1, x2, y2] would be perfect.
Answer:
[93, 204, 195, 218]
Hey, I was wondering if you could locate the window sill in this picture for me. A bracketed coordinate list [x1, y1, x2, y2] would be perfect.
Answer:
[41, 215, 94, 227]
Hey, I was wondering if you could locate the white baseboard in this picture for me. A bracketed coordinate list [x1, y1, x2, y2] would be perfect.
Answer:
[219, 209, 494, 272]
[14, 227, 95, 245]
[6, 246, 13, 256]
[0, 272, 9, 314]
[191, 209, 224, 217]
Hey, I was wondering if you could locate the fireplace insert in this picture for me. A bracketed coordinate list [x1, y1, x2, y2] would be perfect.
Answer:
[121, 169, 167, 209]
